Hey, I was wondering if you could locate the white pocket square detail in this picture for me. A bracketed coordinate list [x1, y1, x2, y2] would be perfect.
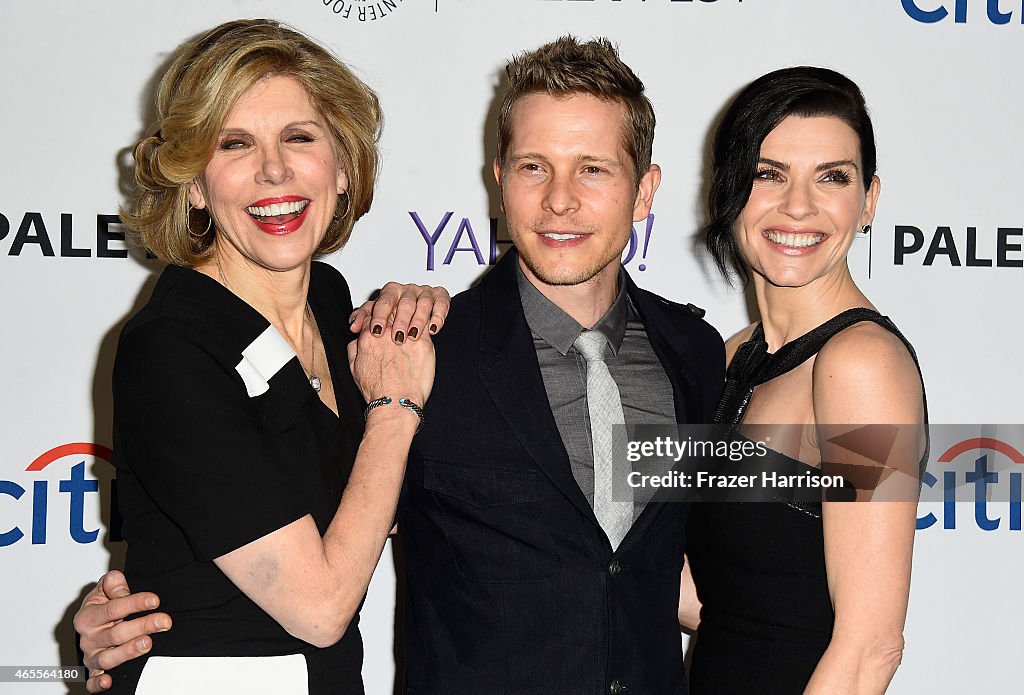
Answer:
[235, 325, 296, 397]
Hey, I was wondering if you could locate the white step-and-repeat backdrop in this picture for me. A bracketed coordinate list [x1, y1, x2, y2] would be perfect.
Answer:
[1, 1, 1020, 693]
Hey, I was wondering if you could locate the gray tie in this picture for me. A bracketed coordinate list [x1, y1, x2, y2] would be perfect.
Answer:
[574, 330, 633, 550]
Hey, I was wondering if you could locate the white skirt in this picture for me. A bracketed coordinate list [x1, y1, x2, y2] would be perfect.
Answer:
[136, 654, 308, 695]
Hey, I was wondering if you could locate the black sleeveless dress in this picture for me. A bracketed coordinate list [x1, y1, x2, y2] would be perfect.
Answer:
[686, 308, 926, 695]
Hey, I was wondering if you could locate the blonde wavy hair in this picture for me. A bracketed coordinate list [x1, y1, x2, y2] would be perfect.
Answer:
[122, 18, 382, 266]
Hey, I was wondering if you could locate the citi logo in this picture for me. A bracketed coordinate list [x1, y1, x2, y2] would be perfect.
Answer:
[0, 443, 120, 547]
[917, 438, 1023, 531]
[903, 0, 1024, 24]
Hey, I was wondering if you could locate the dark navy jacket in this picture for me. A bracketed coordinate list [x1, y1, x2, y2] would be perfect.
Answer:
[400, 251, 725, 694]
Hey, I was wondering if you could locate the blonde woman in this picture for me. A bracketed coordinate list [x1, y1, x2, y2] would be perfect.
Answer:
[76, 19, 445, 694]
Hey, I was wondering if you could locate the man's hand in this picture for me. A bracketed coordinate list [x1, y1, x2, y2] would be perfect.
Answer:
[74, 570, 171, 693]
[349, 283, 451, 343]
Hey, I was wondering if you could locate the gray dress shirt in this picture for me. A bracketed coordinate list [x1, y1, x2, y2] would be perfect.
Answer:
[517, 265, 676, 522]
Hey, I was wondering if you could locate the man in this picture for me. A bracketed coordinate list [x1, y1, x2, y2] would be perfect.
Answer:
[76, 37, 724, 694]
[398, 37, 723, 694]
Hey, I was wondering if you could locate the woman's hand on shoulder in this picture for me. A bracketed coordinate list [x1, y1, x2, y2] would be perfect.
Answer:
[215, 320, 433, 648]
[349, 283, 451, 344]
[348, 312, 436, 409]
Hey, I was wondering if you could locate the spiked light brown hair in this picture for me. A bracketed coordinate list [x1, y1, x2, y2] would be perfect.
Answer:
[496, 35, 655, 186]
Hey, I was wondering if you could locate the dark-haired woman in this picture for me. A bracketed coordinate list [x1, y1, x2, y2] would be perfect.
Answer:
[684, 67, 927, 694]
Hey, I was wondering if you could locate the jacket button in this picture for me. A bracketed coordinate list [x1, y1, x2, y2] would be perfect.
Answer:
[608, 560, 622, 576]
[610, 679, 625, 694]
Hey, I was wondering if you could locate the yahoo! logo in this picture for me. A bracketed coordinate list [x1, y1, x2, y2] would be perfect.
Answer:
[903, 0, 1024, 23]
[411, 211, 656, 272]
[0, 443, 120, 547]
[916, 438, 1023, 531]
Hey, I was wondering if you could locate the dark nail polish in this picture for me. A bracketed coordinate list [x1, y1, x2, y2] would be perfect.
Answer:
[348, 316, 357, 326]
[408, 327, 419, 339]
[372, 324, 383, 336]
[429, 323, 438, 334]
[395, 331, 405, 344]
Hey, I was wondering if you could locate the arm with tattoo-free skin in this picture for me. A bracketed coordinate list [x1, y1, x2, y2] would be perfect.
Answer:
[77, 283, 447, 693]
[802, 325, 925, 695]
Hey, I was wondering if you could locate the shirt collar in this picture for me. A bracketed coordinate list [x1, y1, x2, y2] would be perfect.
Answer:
[516, 261, 629, 357]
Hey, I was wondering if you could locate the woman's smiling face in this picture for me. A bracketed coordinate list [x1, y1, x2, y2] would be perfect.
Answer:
[735, 115, 879, 289]
[189, 75, 347, 273]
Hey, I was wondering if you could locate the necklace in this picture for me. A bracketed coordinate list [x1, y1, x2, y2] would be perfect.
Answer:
[216, 254, 322, 393]
[304, 304, 322, 393]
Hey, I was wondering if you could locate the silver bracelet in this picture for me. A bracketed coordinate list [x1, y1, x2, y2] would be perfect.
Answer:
[364, 396, 425, 432]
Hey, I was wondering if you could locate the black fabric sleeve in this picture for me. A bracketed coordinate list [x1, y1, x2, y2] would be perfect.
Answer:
[113, 318, 312, 561]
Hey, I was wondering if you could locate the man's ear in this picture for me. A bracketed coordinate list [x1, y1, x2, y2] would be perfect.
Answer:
[632, 164, 662, 222]
[492, 158, 505, 213]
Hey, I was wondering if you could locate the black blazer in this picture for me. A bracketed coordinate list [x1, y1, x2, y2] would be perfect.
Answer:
[400, 251, 725, 695]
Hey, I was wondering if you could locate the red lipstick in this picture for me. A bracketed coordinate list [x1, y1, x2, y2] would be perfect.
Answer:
[247, 196, 311, 236]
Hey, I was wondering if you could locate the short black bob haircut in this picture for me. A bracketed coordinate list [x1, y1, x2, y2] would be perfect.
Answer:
[703, 66, 876, 282]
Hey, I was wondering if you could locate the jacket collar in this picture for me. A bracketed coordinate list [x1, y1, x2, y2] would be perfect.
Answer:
[477, 250, 603, 532]
[476, 251, 702, 550]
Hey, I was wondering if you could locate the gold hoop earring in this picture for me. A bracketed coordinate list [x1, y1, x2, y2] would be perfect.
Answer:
[187, 204, 213, 238]
[334, 192, 351, 221]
